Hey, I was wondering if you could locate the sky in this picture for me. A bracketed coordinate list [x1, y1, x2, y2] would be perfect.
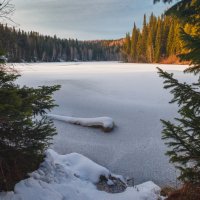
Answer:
[12, 0, 171, 40]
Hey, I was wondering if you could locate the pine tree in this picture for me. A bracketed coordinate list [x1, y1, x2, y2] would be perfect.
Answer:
[166, 20, 175, 56]
[123, 13, 182, 63]
[146, 13, 157, 63]
[141, 14, 148, 62]
[0, 56, 61, 190]
[146, 27, 154, 63]
[161, 15, 170, 57]
[155, 0, 200, 184]
[136, 33, 143, 62]
[155, 18, 162, 62]
[131, 23, 138, 62]
[122, 33, 131, 62]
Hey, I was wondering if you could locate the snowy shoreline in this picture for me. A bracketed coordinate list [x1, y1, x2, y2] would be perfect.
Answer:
[0, 150, 163, 200]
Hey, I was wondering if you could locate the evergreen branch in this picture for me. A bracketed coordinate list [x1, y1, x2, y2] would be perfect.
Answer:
[157, 68, 200, 109]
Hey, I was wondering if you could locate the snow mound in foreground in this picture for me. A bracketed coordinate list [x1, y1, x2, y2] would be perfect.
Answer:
[47, 114, 115, 132]
[0, 150, 162, 200]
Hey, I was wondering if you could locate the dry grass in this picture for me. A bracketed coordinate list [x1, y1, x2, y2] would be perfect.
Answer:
[165, 184, 200, 200]
[160, 55, 189, 65]
[160, 186, 176, 197]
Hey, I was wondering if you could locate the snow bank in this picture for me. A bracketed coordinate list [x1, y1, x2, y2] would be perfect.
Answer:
[45, 149, 110, 183]
[47, 114, 114, 132]
[0, 150, 162, 200]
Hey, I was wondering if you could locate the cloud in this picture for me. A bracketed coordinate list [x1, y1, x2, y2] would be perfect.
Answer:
[12, 0, 169, 40]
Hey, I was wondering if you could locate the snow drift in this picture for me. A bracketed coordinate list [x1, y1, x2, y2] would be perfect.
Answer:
[0, 150, 162, 200]
[47, 114, 115, 132]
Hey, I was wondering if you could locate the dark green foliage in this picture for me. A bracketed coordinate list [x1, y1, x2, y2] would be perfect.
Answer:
[122, 13, 182, 63]
[131, 23, 139, 62]
[0, 24, 121, 62]
[156, 0, 200, 184]
[164, 0, 200, 26]
[0, 61, 61, 190]
[155, 18, 162, 62]
[161, 0, 200, 73]
[180, 28, 200, 74]
[141, 14, 148, 62]
[158, 68, 200, 183]
[122, 33, 131, 62]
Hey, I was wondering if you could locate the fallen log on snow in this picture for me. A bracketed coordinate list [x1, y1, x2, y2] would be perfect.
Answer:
[46, 114, 115, 132]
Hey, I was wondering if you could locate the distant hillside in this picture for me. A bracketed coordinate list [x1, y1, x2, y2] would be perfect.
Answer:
[0, 24, 122, 62]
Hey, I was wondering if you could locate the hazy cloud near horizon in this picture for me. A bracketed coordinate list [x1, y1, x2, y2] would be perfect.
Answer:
[12, 0, 170, 40]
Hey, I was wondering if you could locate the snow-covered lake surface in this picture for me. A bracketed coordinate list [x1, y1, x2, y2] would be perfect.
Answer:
[14, 61, 192, 186]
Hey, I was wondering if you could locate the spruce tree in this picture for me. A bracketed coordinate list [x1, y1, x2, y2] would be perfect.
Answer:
[122, 33, 131, 62]
[166, 20, 175, 56]
[131, 23, 138, 62]
[0, 54, 61, 190]
[155, 18, 162, 62]
[136, 33, 143, 62]
[155, 0, 200, 184]
[146, 28, 154, 63]
[141, 14, 148, 62]
[0, 38, 60, 191]
[146, 13, 156, 63]
[123, 13, 183, 63]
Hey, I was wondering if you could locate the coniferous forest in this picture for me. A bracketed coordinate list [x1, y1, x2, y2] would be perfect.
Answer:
[1, 0, 200, 199]
[122, 13, 196, 64]
[0, 24, 122, 62]
[0, 13, 196, 64]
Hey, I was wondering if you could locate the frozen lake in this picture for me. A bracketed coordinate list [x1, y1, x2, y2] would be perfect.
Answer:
[15, 62, 192, 186]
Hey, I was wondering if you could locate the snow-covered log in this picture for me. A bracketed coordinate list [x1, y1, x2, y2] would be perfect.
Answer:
[47, 114, 115, 132]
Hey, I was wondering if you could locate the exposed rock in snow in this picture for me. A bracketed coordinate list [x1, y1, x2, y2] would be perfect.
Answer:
[47, 114, 115, 132]
[0, 150, 162, 200]
[96, 175, 127, 193]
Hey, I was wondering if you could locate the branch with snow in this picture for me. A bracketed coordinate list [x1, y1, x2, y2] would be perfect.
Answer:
[46, 114, 115, 132]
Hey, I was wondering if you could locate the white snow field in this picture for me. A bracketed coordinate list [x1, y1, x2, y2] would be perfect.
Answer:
[14, 62, 193, 186]
[0, 150, 162, 200]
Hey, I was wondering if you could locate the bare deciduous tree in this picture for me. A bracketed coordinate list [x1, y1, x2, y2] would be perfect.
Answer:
[0, 0, 15, 21]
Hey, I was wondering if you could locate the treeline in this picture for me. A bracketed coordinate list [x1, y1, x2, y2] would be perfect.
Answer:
[122, 14, 185, 63]
[0, 24, 122, 62]
[1, 14, 195, 64]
